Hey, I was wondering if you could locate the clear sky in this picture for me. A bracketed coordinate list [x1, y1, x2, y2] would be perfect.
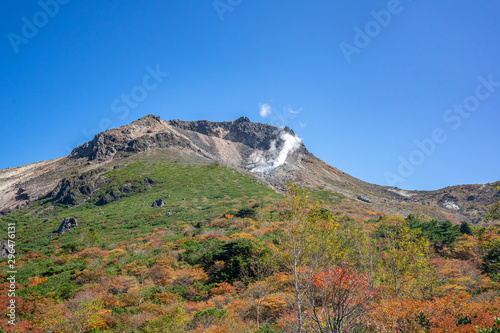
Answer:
[1, 0, 499, 191]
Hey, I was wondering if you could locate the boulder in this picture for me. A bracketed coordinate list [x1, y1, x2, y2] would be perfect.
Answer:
[357, 195, 372, 203]
[152, 199, 166, 208]
[0, 240, 15, 258]
[56, 217, 79, 234]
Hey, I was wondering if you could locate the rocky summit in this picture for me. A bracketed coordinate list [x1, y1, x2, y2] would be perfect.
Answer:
[0, 114, 498, 222]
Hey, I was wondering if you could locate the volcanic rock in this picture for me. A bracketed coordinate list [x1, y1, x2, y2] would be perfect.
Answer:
[56, 217, 79, 234]
[152, 199, 166, 208]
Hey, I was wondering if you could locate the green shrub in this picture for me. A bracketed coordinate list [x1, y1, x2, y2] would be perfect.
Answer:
[405, 215, 461, 249]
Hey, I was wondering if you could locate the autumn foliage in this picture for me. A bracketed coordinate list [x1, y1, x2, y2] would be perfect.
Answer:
[1, 183, 500, 332]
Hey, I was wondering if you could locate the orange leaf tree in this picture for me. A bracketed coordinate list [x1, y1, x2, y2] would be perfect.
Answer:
[305, 267, 377, 332]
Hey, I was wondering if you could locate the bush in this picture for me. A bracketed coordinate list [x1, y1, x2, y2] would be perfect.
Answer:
[193, 307, 227, 321]
[61, 241, 85, 254]
[236, 207, 257, 219]
[180, 238, 258, 283]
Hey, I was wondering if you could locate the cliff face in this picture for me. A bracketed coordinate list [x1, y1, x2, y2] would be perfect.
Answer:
[69, 116, 304, 166]
[1, 114, 498, 222]
[70, 115, 193, 161]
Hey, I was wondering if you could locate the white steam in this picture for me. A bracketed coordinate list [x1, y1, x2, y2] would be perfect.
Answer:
[259, 103, 272, 118]
[251, 132, 302, 173]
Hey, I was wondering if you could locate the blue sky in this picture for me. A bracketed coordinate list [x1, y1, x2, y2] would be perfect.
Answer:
[1, 0, 499, 190]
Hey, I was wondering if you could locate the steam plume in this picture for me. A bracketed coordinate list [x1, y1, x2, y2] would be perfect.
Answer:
[251, 132, 302, 173]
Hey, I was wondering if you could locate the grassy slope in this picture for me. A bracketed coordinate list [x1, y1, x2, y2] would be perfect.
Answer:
[0, 150, 351, 309]
[0, 160, 281, 288]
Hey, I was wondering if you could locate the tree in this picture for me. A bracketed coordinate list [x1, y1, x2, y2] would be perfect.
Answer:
[274, 183, 341, 333]
[142, 301, 189, 333]
[306, 266, 376, 332]
[241, 247, 274, 330]
[460, 221, 473, 235]
[189, 307, 227, 331]
[341, 221, 379, 288]
[246, 280, 271, 329]
[406, 215, 461, 250]
[66, 293, 109, 333]
[377, 216, 432, 298]
[481, 237, 500, 277]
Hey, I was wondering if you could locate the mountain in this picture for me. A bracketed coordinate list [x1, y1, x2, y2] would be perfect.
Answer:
[1, 114, 498, 222]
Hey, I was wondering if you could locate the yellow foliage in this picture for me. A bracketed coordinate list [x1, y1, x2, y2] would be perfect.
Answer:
[229, 232, 253, 240]
[154, 291, 181, 304]
[110, 248, 128, 257]
[169, 267, 209, 287]
[138, 300, 162, 313]
[211, 218, 230, 228]
[27, 276, 48, 287]
[51, 254, 70, 265]
[260, 294, 288, 317]
[73, 268, 105, 284]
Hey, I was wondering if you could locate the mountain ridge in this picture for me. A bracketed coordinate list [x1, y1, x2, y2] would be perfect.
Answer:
[1, 114, 498, 222]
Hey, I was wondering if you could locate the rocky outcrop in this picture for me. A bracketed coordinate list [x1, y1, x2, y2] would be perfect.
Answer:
[0, 240, 15, 258]
[168, 117, 294, 151]
[15, 188, 30, 201]
[358, 195, 372, 203]
[56, 217, 78, 234]
[152, 199, 166, 208]
[68, 115, 229, 163]
[407, 183, 500, 223]
[49, 168, 105, 205]
[95, 177, 157, 206]
[70, 129, 193, 162]
[49, 168, 157, 207]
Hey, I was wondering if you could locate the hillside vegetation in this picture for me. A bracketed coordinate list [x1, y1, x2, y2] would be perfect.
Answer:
[1, 158, 500, 332]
